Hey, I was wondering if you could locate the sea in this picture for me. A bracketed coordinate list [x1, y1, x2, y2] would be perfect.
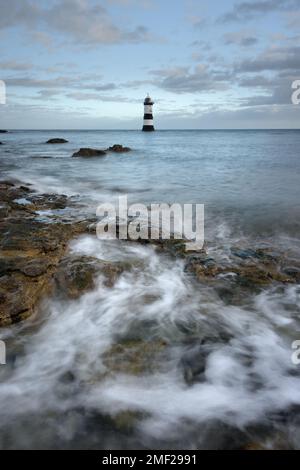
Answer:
[0, 129, 300, 449]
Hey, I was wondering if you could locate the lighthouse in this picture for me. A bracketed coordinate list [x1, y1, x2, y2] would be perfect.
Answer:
[142, 94, 155, 131]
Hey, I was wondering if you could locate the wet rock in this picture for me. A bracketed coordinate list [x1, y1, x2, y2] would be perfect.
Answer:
[180, 344, 208, 384]
[231, 248, 258, 259]
[106, 144, 131, 153]
[184, 246, 294, 289]
[0, 181, 95, 326]
[103, 339, 168, 376]
[54, 255, 126, 299]
[0, 130, 8, 133]
[282, 267, 300, 282]
[29, 193, 68, 210]
[46, 138, 68, 144]
[0, 142, 3, 145]
[0, 203, 10, 218]
[72, 148, 106, 158]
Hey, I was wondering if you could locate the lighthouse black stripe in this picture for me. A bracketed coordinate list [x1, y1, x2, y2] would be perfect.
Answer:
[142, 125, 155, 131]
[143, 113, 153, 119]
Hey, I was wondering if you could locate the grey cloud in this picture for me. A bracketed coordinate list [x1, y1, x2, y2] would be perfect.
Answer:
[220, 0, 300, 23]
[0, 61, 33, 71]
[236, 46, 300, 73]
[240, 75, 299, 106]
[0, 0, 155, 45]
[66, 92, 141, 103]
[223, 31, 258, 47]
[4, 76, 119, 93]
[239, 75, 272, 88]
[149, 65, 229, 94]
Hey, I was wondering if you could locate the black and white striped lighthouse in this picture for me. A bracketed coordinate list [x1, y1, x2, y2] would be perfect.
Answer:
[142, 94, 155, 131]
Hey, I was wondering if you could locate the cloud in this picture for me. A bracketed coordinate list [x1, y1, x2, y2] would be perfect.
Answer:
[66, 92, 141, 103]
[150, 65, 228, 94]
[223, 31, 258, 47]
[236, 45, 300, 72]
[220, 0, 300, 23]
[0, 0, 155, 45]
[3, 76, 119, 94]
[0, 61, 33, 71]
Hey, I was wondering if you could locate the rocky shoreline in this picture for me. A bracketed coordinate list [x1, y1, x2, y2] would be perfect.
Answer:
[1, 179, 299, 328]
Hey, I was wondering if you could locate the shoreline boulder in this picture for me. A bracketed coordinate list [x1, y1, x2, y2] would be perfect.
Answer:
[72, 148, 106, 158]
[106, 144, 131, 153]
[46, 138, 68, 144]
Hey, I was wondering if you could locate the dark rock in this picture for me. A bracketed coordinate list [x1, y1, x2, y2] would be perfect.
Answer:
[282, 267, 300, 282]
[19, 185, 31, 192]
[106, 144, 131, 153]
[231, 248, 258, 259]
[46, 138, 68, 144]
[0, 142, 3, 145]
[72, 148, 106, 158]
[180, 344, 209, 384]
[0, 130, 8, 133]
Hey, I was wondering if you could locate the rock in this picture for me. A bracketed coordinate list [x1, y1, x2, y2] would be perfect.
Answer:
[0, 181, 95, 326]
[54, 255, 126, 299]
[103, 339, 168, 376]
[0, 142, 3, 145]
[282, 267, 300, 282]
[231, 248, 258, 259]
[72, 148, 106, 158]
[0, 130, 8, 133]
[46, 138, 68, 144]
[106, 144, 131, 153]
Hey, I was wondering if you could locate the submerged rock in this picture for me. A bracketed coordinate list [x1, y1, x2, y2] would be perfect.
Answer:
[106, 144, 131, 153]
[46, 138, 68, 144]
[103, 339, 168, 376]
[72, 148, 106, 158]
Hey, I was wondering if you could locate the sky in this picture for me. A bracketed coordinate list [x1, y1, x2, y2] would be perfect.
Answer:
[0, 0, 300, 129]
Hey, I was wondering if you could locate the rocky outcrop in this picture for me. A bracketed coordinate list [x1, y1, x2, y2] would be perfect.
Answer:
[0, 181, 95, 327]
[46, 138, 68, 144]
[0, 130, 7, 133]
[106, 144, 131, 153]
[72, 148, 106, 158]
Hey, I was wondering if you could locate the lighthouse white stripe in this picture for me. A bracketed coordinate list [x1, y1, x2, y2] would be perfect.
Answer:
[143, 119, 153, 125]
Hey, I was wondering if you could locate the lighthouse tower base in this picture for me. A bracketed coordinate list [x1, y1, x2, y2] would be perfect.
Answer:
[142, 125, 155, 132]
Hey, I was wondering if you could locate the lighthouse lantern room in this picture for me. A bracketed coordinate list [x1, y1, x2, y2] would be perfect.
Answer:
[142, 94, 155, 131]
